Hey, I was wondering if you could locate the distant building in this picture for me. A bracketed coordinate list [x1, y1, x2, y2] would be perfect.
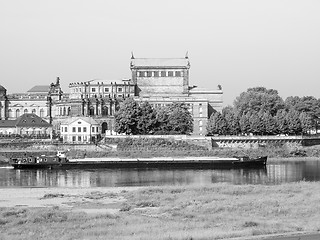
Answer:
[0, 54, 223, 136]
[0, 113, 52, 137]
[59, 117, 101, 143]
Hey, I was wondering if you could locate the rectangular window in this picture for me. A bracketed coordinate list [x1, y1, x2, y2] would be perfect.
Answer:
[72, 136, 76, 142]
[78, 136, 81, 142]
[92, 127, 95, 133]
[168, 71, 173, 77]
[153, 71, 159, 77]
[78, 127, 81, 132]
[72, 127, 76, 133]
[139, 71, 145, 77]
[147, 71, 152, 77]
[118, 87, 122, 92]
[91, 88, 96, 92]
[161, 71, 166, 77]
[96, 127, 99, 132]
[65, 127, 67, 132]
[83, 127, 87, 132]
[175, 71, 181, 77]
[105, 88, 109, 92]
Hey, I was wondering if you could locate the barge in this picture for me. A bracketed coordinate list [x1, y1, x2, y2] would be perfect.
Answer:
[9, 151, 267, 169]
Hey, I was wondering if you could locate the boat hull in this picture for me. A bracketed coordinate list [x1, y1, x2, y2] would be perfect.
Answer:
[10, 156, 267, 170]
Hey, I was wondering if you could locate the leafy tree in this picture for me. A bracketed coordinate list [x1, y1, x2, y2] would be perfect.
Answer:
[137, 102, 157, 134]
[262, 111, 277, 135]
[274, 109, 288, 134]
[223, 108, 240, 135]
[249, 112, 264, 135]
[155, 103, 193, 134]
[286, 109, 302, 135]
[239, 112, 251, 135]
[234, 87, 285, 116]
[114, 98, 141, 135]
[299, 112, 313, 135]
[206, 112, 227, 135]
[166, 103, 193, 134]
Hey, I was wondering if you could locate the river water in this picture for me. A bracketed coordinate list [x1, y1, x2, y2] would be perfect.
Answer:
[0, 160, 320, 188]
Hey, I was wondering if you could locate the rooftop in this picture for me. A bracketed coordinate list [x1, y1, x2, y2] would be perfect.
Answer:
[131, 58, 190, 68]
[27, 85, 50, 93]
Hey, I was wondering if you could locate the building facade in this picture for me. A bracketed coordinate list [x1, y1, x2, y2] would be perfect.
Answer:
[0, 54, 223, 138]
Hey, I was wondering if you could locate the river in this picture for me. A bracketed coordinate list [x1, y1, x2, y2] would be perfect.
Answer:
[0, 160, 319, 188]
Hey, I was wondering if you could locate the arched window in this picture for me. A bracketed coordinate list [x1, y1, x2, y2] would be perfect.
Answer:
[24, 109, 28, 114]
[8, 109, 12, 118]
[32, 109, 36, 115]
[63, 107, 66, 116]
[67, 107, 71, 116]
[59, 107, 62, 116]
[102, 106, 108, 116]
[15, 109, 20, 118]
[40, 109, 44, 117]
[89, 107, 94, 116]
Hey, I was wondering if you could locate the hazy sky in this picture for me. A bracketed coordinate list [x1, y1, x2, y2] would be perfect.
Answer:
[1, 0, 320, 106]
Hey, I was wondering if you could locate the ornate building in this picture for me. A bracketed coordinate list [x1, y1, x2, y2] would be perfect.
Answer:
[0, 54, 223, 138]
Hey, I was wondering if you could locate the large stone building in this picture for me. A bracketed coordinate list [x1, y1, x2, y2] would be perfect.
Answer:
[0, 54, 223, 139]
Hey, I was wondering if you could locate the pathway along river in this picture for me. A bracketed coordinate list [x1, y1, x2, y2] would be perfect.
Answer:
[0, 159, 320, 187]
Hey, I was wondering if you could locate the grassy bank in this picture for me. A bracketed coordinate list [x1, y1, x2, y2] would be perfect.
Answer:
[0, 182, 320, 240]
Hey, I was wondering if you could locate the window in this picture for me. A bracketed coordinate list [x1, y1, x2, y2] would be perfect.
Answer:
[72, 127, 76, 132]
[175, 71, 181, 77]
[40, 109, 44, 117]
[92, 127, 95, 132]
[105, 88, 109, 92]
[96, 127, 99, 132]
[91, 88, 96, 92]
[16, 109, 20, 118]
[83, 127, 87, 132]
[153, 71, 159, 77]
[24, 109, 28, 114]
[168, 71, 173, 77]
[61, 127, 63, 132]
[147, 71, 152, 77]
[72, 136, 76, 142]
[65, 127, 67, 132]
[78, 136, 81, 142]
[161, 71, 166, 77]
[118, 87, 122, 92]
[78, 127, 81, 132]
[138, 71, 145, 77]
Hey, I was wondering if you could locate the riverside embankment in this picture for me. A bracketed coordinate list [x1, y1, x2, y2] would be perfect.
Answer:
[1, 136, 320, 164]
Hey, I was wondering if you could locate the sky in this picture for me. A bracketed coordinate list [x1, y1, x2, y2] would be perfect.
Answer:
[1, 0, 320, 106]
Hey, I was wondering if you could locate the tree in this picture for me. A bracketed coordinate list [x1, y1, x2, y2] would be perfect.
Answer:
[239, 112, 251, 135]
[114, 98, 141, 135]
[137, 102, 157, 134]
[262, 111, 277, 135]
[274, 109, 288, 134]
[206, 112, 227, 135]
[155, 103, 193, 134]
[300, 112, 313, 135]
[286, 109, 302, 135]
[234, 87, 285, 116]
[222, 107, 240, 135]
[249, 112, 264, 135]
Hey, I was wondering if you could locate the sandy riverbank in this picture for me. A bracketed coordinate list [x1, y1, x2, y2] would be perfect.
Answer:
[1, 183, 320, 240]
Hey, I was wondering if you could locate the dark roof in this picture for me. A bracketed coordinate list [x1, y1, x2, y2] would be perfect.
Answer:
[27, 85, 50, 93]
[15, 114, 52, 127]
[0, 120, 16, 128]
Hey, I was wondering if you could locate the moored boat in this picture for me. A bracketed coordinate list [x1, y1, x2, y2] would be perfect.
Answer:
[9, 152, 267, 170]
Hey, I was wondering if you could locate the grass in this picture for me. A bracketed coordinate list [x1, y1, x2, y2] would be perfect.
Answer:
[1, 182, 320, 239]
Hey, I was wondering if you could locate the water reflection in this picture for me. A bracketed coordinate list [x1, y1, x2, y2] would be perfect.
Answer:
[0, 161, 320, 188]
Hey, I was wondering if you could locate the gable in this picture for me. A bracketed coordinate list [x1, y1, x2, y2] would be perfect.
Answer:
[15, 113, 52, 127]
